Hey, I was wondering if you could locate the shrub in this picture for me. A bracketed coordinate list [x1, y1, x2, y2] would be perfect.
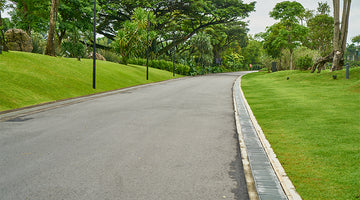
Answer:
[98, 49, 121, 63]
[296, 55, 314, 70]
[128, 58, 190, 76]
[346, 60, 360, 68]
[61, 41, 86, 58]
[31, 31, 46, 54]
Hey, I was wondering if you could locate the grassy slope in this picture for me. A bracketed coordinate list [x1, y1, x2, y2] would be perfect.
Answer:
[242, 69, 360, 200]
[0, 51, 181, 111]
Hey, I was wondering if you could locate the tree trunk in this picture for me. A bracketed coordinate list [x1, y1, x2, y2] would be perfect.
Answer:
[331, 0, 351, 71]
[213, 46, 222, 65]
[57, 29, 66, 47]
[20, 0, 32, 35]
[311, 0, 351, 73]
[311, 53, 333, 73]
[45, 0, 60, 56]
[289, 48, 293, 70]
[0, 10, 8, 51]
[340, 0, 351, 53]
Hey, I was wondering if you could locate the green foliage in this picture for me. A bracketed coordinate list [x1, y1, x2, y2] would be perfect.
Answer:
[190, 32, 213, 67]
[57, 0, 95, 44]
[0, 0, 5, 10]
[6, 0, 256, 73]
[0, 51, 179, 111]
[307, 6, 334, 56]
[295, 54, 313, 70]
[98, 49, 121, 63]
[345, 43, 360, 63]
[269, 1, 305, 24]
[346, 60, 360, 68]
[1, 17, 11, 31]
[206, 22, 248, 66]
[223, 53, 244, 71]
[317, 2, 331, 15]
[352, 35, 360, 45]
[9, 0, 49, 34]
[265, 1, 308, 69]
[98, 0, 255, 58]
[261, 23, 286, 59]
[60, 29, 87, 58]
[128, 58, 190, 76]
[113, 7, 156, 64]
[30, 31, 46, 54]
[241, 39, 263, 65]
[242, 69, 360, 199]
[61, 41, 86, 58]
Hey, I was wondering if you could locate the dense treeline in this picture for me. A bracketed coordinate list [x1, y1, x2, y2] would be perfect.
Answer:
[257, 0, 358, 72]
[0, 0, 358, 74]
[0, 0, 258, 75]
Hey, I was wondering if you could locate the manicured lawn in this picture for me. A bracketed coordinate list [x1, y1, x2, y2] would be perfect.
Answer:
[242, 69, 360, 200]
[0, 51, 181, 112]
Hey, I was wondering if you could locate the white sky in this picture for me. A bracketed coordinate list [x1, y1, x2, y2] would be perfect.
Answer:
[243, 0, 360, 43]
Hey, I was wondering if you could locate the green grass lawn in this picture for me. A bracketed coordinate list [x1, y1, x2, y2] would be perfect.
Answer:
[0, 51, 181, 112]
[242, 69, 360, 200]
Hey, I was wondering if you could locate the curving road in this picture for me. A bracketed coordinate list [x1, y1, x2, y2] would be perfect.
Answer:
[0, 72, 253, 200]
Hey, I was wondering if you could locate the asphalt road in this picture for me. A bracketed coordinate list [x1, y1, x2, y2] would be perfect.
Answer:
[0, 72, 252, 200]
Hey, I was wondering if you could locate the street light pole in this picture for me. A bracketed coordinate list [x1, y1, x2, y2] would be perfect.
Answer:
[92, 0, 96, 89]
[146, 12, 150, 80]
[172, 25, 175, 77]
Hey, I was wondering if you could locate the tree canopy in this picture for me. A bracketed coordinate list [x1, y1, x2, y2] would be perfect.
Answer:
[268, 1, 308, 70]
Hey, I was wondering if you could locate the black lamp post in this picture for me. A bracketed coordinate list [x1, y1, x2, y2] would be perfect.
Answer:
[146, 11, 151, 80]
[92, 0, 96, 89]
[172, 25, 175, 77]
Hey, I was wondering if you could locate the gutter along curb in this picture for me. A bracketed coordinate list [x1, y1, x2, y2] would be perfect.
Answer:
[233, 75, 302, 200]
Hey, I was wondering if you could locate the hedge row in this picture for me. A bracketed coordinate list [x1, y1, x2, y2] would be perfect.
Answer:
[128, 58, 190, 76]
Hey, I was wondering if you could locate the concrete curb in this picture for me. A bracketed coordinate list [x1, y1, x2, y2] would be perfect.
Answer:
[234, 75, 302, 200]
[233, 79, 259, 200]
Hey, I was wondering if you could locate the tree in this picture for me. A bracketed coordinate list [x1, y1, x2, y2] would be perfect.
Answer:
[260, 23, 286, 69]
[317, 1, 331, 15]
[307, 2, 334, 57]
[45, 0, 60, 56]
[311, 0, 352, 72]
[113, 7, 156, 64]
[331, 0, 351, 71]
[97, 0, 255, 57]
[9, 0, 49, 35]
[352, 35, 360, 45]
[157, 0, 255, 56]
[206, 22, 248, 66]
[242, 38, 263, 66]
[189, 32, 213, 67]
[57, 0, 94, 47]
[0, 0, 8, 51]
[269, 1, 308, 70]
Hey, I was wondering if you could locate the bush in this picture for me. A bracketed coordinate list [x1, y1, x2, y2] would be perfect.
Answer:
[61, 41, 86, 58]
[98, 49, 121, 63]
[128, 58, 190, 76]
[31, 31, 46, 54]
[346, 60, 360, 68]
[296, 55, 314, 70]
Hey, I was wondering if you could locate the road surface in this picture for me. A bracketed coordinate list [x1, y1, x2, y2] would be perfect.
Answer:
[0, 72, 252, 200]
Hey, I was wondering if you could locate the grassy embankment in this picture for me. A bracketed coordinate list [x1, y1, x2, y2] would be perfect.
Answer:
[0, 51, 181, 112]
[242, 69, 360, 200]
